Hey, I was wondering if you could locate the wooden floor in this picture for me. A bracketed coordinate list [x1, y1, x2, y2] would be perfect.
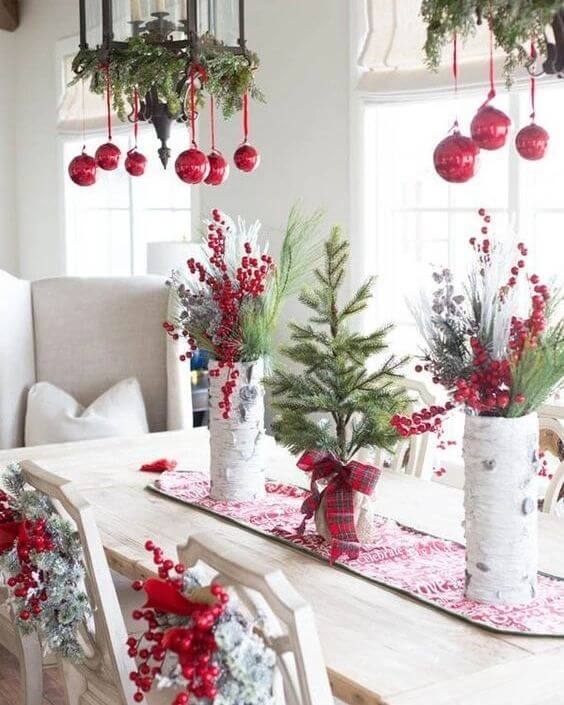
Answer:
[0, 645, 64, 705]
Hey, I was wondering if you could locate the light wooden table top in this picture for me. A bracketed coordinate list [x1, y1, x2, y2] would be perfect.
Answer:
[2, 429, 564, 705]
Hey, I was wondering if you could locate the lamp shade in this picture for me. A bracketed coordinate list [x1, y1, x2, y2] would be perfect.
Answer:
[146, 240, 201, 276]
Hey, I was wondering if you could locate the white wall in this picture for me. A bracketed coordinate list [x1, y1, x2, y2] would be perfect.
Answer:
[0, 30, 17, 274]
[200, 0, 351, 244]
[11, 0, 352, 281]
[14, 0, 77, 280]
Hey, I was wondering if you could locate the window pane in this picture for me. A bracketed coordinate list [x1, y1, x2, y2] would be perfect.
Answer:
[64, 125, 192, 277]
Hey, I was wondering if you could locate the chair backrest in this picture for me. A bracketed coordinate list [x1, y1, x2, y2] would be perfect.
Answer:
[0, 271, 36, 449]
[178, 533, 334, 705]
[31, 276, 170, 433]
[18, 460, 135, 705]
[539, 404, 564, 514]
[362, 377, 437, 479]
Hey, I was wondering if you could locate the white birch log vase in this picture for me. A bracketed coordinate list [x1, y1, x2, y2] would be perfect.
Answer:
[463, 413, 539, 605]
[208, 358, 266, 501]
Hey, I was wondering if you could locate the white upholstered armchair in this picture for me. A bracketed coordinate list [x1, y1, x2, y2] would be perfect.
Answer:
[0, 270, 192, 450]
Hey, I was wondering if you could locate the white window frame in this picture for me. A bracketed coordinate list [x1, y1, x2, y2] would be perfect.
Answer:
[55, 36, 200, 277]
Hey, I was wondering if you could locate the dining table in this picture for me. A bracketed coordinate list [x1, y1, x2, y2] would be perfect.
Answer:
[1, 428, 564, 705]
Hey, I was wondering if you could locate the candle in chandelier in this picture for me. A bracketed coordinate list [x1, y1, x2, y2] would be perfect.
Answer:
[155, 0, 166, 12]
[130, 0, 141, 21]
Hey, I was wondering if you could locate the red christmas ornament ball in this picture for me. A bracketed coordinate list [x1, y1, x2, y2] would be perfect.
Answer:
[470, 105, 511, 150]
[234, 143, 260, 173]
[205, 151, 230, 186]
[175, 148, 210, 184]
[515, 123, 549, 161]
[125, 149, 147, 177]
[433, 131, 479, 183]
[68, 152, 97, 187]
[95, 142, 121, 171]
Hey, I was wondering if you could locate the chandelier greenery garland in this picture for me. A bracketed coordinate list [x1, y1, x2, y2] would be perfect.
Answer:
[71, 34, 264, 122]
[0, 464, 89, 663]
[421, 0, 563, 77]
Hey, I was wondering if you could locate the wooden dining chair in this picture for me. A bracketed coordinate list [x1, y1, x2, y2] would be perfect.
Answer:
[359, 377, 438, 479]
[539, 404, 564, 515]
[178, 533, 335, 705]
[15, 459, 137, 705]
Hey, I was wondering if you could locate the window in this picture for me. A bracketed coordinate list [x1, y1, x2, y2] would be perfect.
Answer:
[362, 84, 564, 358]
[63, 127, 194, 276]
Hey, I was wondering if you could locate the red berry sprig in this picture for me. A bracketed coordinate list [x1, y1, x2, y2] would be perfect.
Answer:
[164, 209, 275, 417]
[0, 499, 55, 622]
[127, 540, 229, 704]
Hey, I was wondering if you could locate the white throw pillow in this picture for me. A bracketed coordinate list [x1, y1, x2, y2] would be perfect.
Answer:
[25, 378, 149, 447]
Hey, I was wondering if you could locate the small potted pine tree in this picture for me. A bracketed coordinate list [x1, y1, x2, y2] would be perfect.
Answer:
[268, 227, 408, 561]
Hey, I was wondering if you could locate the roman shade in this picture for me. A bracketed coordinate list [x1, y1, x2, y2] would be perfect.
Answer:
[358, 0, 509, 96]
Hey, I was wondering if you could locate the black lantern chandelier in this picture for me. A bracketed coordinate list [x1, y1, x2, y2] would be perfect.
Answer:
[533, 9, 564, 77]
[76, 0, 249, 169]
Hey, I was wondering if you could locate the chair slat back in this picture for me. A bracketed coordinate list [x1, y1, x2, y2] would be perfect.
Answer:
[361, 377, 437, 479]
[18, 460, 135, 705]
[178, 533, 334, 705]
[538, 406, 564, 515]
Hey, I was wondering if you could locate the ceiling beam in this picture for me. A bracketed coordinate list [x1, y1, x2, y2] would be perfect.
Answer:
[0, 0, 18, 31]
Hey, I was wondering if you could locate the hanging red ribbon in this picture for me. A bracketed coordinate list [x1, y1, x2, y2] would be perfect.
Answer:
[186, 64, 206, 149]
[480, 11, 496, 107]
[0, 520, 21, 554]
[210, 95, 217, 152]
[452, 33, 459, 131]
[530, 42, 537, 121]
[242, 91, 249, 143]
[296, 450, 382, 564]
[133, 88, 139, 148]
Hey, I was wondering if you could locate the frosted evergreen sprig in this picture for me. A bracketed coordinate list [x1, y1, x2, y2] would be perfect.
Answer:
[160, 570, 276, 704]
[0, 463, 90, 663]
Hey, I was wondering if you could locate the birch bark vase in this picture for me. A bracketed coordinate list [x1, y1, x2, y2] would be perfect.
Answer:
[463, 413, 539, 605]
[208, 359, 266, 501]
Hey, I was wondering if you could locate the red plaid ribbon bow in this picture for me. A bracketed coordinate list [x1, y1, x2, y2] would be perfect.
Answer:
[0, 520, 21, 554]
[297, 450, 381, 564]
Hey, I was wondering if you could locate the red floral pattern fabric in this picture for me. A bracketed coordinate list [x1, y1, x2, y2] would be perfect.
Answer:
[153, 471, 564, 636]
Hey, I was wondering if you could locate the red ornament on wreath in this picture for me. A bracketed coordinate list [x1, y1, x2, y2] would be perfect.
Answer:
[471, 105, 511, 150]
[95, 141, 121, 171]
[68, 150, 97, 187]
[205, 150, 230, 186]
[125, 149, 147, 177]
[175, 148, 210, 184]
[515, 123, 549, 161]
[433, 131, 479, 183]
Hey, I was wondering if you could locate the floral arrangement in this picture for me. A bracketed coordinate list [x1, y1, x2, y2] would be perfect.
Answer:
[165, 207, 323, 416]
[0, 464, 90, 662]
[127, 540, 275, 705]
[71, 35, 264, 122]
[421, 0, 562, 78]
[391, 209, 564, 438]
